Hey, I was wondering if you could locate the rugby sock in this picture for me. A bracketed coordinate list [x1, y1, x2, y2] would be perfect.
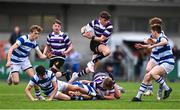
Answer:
[136, 83, 147, 99]
[35, 90, 41, 97]
[147, 84, 153, 91]
[92, 53, 106, 63]
[156, 77, 169, 91]
[78, 69, 87, 77]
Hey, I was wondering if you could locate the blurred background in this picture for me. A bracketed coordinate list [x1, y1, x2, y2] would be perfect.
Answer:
[0, 0, 180, 82]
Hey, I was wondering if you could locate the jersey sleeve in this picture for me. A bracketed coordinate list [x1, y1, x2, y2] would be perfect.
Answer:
[34, 45, 40, 51]
[88, 20, 95, 28]
[64, 34, 72, 46]
[28, 77, 36, 86]
[46, 35, 51, 46]
[16, 35, 26, 46]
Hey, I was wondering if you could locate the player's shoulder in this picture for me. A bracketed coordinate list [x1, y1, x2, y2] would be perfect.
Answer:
[19, 34, 28, 40]
[31, 74, 39, 83]
[46, 70, 55, 78]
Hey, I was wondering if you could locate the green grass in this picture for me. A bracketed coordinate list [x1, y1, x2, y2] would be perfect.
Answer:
[0, 81, 180, 109]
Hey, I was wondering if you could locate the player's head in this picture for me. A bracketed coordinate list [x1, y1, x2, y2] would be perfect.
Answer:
[35, 65, 46, 79]
[99, 11, 111, 26]
[52, 19, 62, 34]
[149, 17, 163, 26]
[150, 24, 162, 37]
[29, 25, 43, 40]
[103, 77, 114, 90]
[104, 61, 113, 73]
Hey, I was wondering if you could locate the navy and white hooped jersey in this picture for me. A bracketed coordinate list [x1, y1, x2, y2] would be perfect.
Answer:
[72, 81, 97, 95]
[150, 33, 175, 65]
[11, 34, 39, 63]
[87, 19, 113, 44]
[47, 31, 72, 57]
[28, 70, 57, 96]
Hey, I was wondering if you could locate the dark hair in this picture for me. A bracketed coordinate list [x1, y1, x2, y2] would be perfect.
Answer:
[99, 11, 111, 20]
[149, 17, 163, 25]
[104, 62, 113, 69]
[53, 19, 62, 25]
[35, 65, 46, 76]
[151, 24, 162, 34]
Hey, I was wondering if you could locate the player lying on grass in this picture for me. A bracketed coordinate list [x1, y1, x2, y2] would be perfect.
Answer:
[69, 61, 125, 98]
[6, 25, 47, 100]
[132, 24, 174, 102]
[68, 77, 118, 100]
[25, 65, 96, 101]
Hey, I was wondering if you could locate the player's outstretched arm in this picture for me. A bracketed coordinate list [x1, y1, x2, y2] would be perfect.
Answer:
[47, 80, 58, 101]
[25, 84, 37, 101]
[6, 43, 19, 68]
[150, 38, 168, 49]
[35, 46, 47, 59]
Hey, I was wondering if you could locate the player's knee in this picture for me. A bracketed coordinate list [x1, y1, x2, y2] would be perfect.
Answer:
[145, 73, 151, 81]
[145, 68, 150, 74]
[13, 80, 19, 85]
[104, 49, 111, 56]
[12, 78, 19, 85]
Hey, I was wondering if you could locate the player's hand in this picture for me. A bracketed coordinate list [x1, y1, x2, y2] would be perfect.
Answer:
[46, 98, 52, 101]
[32, 98, 38, 101]
[6, 61, 11, 68]
[134, 43, 144, 49]
[46, 52, 54, 58]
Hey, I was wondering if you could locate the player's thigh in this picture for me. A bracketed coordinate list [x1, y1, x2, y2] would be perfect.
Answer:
[25, 68, 34, 78]
[98, 44, 110, 55]
[149, 65, 166, 76]
[146, 59, 157, 73]
[10, 64, 21, 83]
[54, 91, 71, 100]
[21, 59, 34, 77]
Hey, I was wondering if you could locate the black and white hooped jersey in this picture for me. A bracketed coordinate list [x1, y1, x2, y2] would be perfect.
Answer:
[87, 19, 113, 44]
[47, 31, 72, 57]
[11, 34, 39, 63]
[151, 33, 174, 65]
[28, 70, 57, 96]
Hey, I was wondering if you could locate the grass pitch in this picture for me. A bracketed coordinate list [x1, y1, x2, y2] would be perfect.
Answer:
[0, 81, 180, 109]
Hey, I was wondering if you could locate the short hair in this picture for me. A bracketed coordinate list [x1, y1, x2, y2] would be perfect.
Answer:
[103, 77, 114, 90]
[151, 24, 162, 34]
[99, 11, 111, 20]
[53, 19, 62, 25]
[29, 25, 43, 33]
[104, 61, 113, 69]
[149, 17, 163, 25]
[35, 65, 46, 76]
